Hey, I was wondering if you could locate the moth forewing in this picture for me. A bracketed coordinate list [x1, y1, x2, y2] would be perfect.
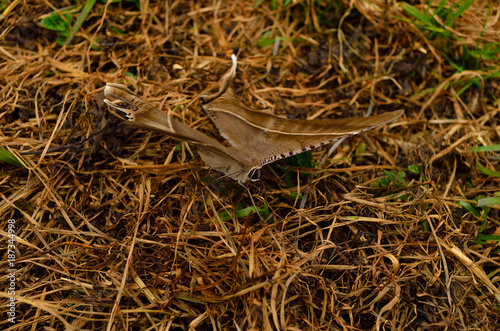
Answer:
[256, 109, 404, 167]
[198, 55, 404, 180]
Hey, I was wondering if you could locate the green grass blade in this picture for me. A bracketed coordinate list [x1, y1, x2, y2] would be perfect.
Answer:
[0, 147, 26, 167]
[253, 0, 265, 9]
[476, 162, 500, 178]
[432, 0, 448, 19]
[456, 78, 478, 96]
[400, 3, 429, 23]
[457, 201, 480, 217]
[474, 234, 500, 243]
[40, 11, 72, 32]
[219, 203, 270, 221]
[469, 145, 500, 152]
[444, 0, 473, 27]
[477, 197, 500, 207]
[65, 0, 97, 46]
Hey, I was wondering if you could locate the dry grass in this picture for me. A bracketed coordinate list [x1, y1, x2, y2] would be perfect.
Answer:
[1, 0, 500, 330]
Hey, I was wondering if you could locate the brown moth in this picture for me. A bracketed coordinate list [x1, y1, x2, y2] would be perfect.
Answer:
[104, 55, 403, 185]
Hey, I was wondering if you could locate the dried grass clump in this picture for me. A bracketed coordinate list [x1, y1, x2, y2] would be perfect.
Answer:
[1, 0, 499, 330]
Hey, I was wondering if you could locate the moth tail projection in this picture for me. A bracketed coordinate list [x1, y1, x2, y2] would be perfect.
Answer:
[104, 83, 176, 134]
[104, 83, 212, 145]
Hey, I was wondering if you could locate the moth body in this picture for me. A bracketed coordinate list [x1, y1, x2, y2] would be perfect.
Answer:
[104, 55, 403, 185]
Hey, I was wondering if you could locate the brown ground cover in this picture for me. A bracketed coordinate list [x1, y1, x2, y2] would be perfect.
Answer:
[1, 0, 500, 330]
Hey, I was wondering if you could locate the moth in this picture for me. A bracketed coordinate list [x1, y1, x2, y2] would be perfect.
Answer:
[104, 55, 403, 185]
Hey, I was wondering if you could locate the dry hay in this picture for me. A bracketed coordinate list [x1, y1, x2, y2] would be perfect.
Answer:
[1, 0, 500, 330]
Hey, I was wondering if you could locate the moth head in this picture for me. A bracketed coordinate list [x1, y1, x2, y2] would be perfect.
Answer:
[247, 167, 262, 182]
